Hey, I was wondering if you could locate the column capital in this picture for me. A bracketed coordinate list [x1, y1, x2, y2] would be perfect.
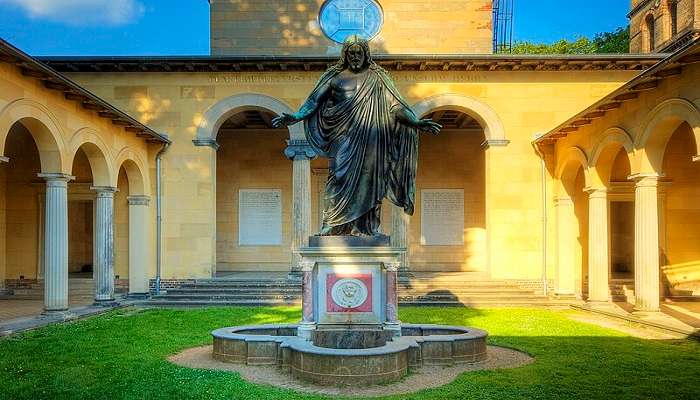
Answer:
[628, 173, 664, 187]
[91, 186, 119, 197]
[285, 140, 317, 161]
[0, 156, 9, 163]
[384, 261, 401, 272]
[38, 173, 75, 184]
[480, 139, 511, 150]
[299, 260, 315, 272]
[127, 195, 151, 206]
[192, 138, 220, 150]
[583, 187, 607, 198]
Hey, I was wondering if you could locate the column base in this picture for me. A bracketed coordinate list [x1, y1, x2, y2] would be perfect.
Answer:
[297, 322, 316, 340]
[631, 309, 663, 318]
[287, 271, 302, 282]
[586, 300, 617, 311]
[41, 310, 74, 321]
[384, 321, 402, 337]
[93, 299, 120, 307]
[126, 293, 150, 300]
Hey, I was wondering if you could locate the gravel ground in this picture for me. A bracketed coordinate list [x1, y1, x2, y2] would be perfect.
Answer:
[169, 345, 534, 397]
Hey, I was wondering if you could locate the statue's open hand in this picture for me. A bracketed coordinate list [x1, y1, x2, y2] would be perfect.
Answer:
[417, 119, 442, 134]
[272, 113, 301, 128]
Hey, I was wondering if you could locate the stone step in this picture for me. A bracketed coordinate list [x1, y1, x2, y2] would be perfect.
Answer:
[165, 288, 302, 295]
[147, 299, 302, 307]
[151, 294, 301, 301]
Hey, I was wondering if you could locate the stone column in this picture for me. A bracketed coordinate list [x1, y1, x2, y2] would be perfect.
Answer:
[391, 205, 410, 275]
[586, 187, 610, 303]
[385, 261, 401, 336]
[38, 173, 73, 313]
[0, 157, 7, 293]
[554, 196, 576, 296]
[127, 195, 151, 298]
[92, 186, 117, 305]
[284, 140, 316, 279]
[631, 174, 661, 313]
[298, 260, 316, 340]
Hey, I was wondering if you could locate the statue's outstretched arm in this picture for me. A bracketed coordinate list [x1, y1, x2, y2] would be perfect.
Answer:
[272, 80, 331, 128]
[394, 106, 442, 135]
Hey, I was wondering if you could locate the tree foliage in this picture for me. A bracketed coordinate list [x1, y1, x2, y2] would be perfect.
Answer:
[509, 27, 630, 54]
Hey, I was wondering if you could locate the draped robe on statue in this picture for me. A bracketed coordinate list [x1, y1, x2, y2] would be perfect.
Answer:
[304, 65, 420, 236]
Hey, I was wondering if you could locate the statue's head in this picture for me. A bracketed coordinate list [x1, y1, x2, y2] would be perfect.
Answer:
[340, 35, 371, 73]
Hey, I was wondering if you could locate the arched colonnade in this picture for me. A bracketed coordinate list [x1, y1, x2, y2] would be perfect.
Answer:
[193, 92, 508, 275]
[554, 98, 700, 312]
[0, 98, 152, 312]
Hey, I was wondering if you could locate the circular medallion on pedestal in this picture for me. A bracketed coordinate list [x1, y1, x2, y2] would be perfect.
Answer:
[331, 278, 369, 308]
[319, 0, 384, 44]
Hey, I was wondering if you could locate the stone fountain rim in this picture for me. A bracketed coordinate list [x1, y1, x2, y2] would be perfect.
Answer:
[212, 323, 489, 357]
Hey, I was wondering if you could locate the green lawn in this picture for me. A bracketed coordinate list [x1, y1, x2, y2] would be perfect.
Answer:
[1, 307, 699, 399]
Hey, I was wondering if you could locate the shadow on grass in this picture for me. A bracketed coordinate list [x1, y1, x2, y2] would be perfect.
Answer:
[0, 306, 698, 400]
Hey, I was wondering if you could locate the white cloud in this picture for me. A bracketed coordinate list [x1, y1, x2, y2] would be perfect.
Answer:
[0, 0, 145, 26]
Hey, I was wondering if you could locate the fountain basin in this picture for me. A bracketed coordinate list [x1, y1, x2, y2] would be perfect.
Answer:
[212, 324, 488, 386]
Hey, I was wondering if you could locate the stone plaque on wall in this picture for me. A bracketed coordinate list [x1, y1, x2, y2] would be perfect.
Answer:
[238, 189, 282, 246]
[420, 189, 464, 246]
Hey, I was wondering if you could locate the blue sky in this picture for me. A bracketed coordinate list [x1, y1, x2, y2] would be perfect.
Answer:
[0, 0, 630, 56]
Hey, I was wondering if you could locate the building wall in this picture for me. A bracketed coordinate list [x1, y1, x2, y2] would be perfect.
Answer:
[216, 129, 292, 271]
[66, 67, 635, 281]
[210, 0, 493, 55]
[4, 124, 41, 279]
[663, 123, 700, 267]
[630, 0, 697, 53]
[411, 130, 486, 272]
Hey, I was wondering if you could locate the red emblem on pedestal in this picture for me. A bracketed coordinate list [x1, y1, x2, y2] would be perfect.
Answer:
[326, 273, 372, 312]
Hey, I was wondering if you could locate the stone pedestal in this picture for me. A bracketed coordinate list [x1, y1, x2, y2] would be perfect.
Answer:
[297, 238, 405, 338]
[586, 188, 610, 303]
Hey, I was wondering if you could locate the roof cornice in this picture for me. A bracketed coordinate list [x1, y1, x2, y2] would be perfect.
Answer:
[0, 38, 169, 144]
[534, 38, 700, 146]
[37, 54, 666, 73]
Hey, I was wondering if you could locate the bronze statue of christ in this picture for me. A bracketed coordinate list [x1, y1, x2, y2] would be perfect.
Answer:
[273, 36, 441, 237]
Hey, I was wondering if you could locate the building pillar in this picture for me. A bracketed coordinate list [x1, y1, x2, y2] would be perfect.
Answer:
[631, 174, 661, 313]
[391, 204, 410, 275]
[284, 140, 316, 278]
[92, 186, 117, 305]
[38, 173, 73, 312]
[0, 157, 7, 293]
[127, 195, 151, 298]
[586, 187, 610, 303]
[298, 260, 316, 340]
[384, 261, 401, 336]
[554, 195, 576, 296]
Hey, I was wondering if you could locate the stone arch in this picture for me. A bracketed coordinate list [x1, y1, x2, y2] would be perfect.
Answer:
[412, 94, 507, 143]
[555, 146, 590, 197]
[634, 98, 700, 174]
[0, 98, 68, 173]
[195, 93, 303, 143]
[68, 128, 114, 187]
[114, 147, 150, 196]
[589, 127, 635, 187]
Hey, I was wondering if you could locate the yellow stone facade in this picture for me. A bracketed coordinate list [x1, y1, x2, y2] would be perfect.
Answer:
[210, 0, 493, 55]
[1, 0, 699, 313]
